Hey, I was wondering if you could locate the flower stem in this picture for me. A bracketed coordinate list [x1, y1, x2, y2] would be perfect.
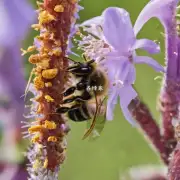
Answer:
[128, 98, 169, 165]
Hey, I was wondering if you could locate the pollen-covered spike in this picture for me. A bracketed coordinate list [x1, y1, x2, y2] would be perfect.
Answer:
[26, 0, 83, 178]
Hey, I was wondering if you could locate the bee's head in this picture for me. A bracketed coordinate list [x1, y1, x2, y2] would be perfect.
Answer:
[68, 59, 95, 76]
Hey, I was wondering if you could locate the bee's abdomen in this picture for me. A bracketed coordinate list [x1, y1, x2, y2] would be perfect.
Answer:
[68, 104, 91, 122]
[63, 86, 76, 97]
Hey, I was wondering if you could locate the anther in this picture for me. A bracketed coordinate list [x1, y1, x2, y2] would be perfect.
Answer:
[48, 136, 57, 142]
[44, 120, 57, 129]
[54, 5, 64, 12]
[28, 125, 44, 134]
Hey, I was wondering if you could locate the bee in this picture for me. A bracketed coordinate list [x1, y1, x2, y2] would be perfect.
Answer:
[56, 55, 108, 139]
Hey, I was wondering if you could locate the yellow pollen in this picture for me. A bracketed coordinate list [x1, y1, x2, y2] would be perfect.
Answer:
[36, 35, 44, 41]
[31, 134, 40, 143]
[55, 40, 61, 46]
[37, 60, 50, 69]
[33, 76, 44, 89]
[39, 11, 55, 24]
[45, 82, 52, 87]
[71, 0, 78, 3]
[44, 120, 57, 129]
[28, 125, 43, 134]
[52, 48, 62, 56]
[35, 66, 42, 73]
[29, 54, 42, 64]
[43, 158, 48, 168]
[21, 46, 36, 56]
[37, 104, 43, 113]
[31, 24, 41, 31]
[44, 95, 54, 102]
[48, 136, 57, 142]
[42, 68, 58, 79]
[54, 5, 64, 12]
[76, 31, 81, 36]
[33, 160, 41, 170]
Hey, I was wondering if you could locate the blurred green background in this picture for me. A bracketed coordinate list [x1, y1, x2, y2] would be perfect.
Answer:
[25, 0, 165, 179]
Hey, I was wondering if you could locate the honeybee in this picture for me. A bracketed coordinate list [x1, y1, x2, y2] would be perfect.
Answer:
[56, 55, 108, 139]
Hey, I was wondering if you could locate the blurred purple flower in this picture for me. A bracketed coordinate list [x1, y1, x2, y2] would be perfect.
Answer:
[81, 7, 164, 124]
[0, 0, 35, 47]
[0, 0, 35, 179]
[0, 0, 35, 129]
[0, 163, 28, 180]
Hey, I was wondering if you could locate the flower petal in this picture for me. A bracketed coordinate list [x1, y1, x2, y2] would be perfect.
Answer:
[134, 0, 179, 78]
[106, 88, 119, 120]
[125, 64, 136, 84]
[119, 85, 137, 125]
[134, 56, 165, 72]
[81, 16, 103, 26]
[105, 56, 135, 85]
[102, 7, 135, 53]
[132, 39, 160, 54]
[134, 0, 179, 35]
[83, 24, 104, 39]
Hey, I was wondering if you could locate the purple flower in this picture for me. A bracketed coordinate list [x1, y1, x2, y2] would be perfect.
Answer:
[134, 0, 179, 79]
[81, 7, 164, 124]
[0, 1, 35, 179]
[0, 1, 35, 129]
[0, 0, 35, 47]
